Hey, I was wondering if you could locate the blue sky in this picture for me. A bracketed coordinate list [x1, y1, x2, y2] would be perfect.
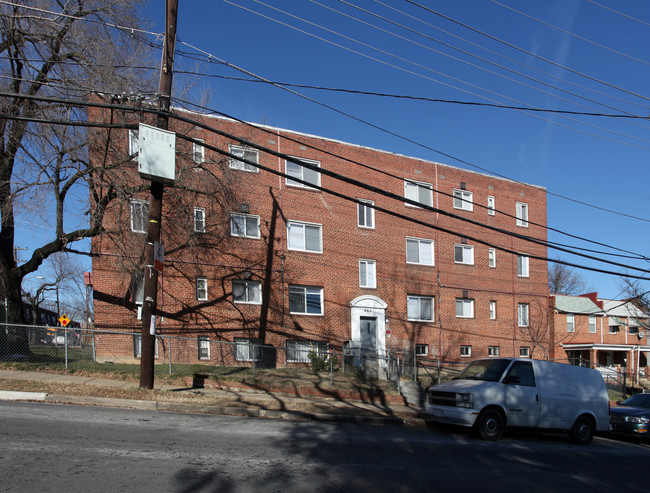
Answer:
[150, 0, 650, 298]
[25, 0, 650, 302]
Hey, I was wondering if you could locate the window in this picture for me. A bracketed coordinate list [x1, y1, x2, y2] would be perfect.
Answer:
[518, 303, 529, 327]
[415, 344, 428, 357]
[193, 207, 205, 233]
[489, 300, 497, 320]
[505, 361, 535, 386]
[286, 157, 320, 189]
[235, 337, 262, 361]
[609, 323, 619, 334]
[286, 340, 329, 363]
[487, 196, 495, 215]
[460, 345, 472, 357]
[488, 249, 496, 268]
[454, 244, 474, 265]
[232, 280, 262, 304]
[567, 313, 575, 332]
[589, 315, 597, 333]
[404, 180, 433, 208]
[196, 277, 208, 301]
[456, 298, 474, 318]
[193, 139, 204, 164]
[406, 237, 434, 265]
[287, 221, 322, 253]
[357, 200, 375, 229]
[230, 213, 260, 239]
[517, 255, 529, 277]
[229, 145, 259, 172]
[488, 346, 500, 357]
[629, 326, 639, 335]
[359, 259, 377, 288]
[453, 189, 473, 211]
[129, 129, 139, 159]
[133, 334, 159, 358]
[130, 200, 149, 233]
[520, 346, 530, 358]
[289, 285, 323, 315]
[516, 202, 529, 227]
[407, 295, 434, 322]
[198, 337, 210, 360]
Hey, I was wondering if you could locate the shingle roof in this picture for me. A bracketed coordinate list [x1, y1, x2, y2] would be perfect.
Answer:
[553, 295, 602, 314]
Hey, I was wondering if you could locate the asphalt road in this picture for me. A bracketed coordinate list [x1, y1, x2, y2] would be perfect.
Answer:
[0, 401, 647, 492]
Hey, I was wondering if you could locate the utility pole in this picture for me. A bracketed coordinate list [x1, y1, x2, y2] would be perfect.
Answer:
[140, 0, 178, 389]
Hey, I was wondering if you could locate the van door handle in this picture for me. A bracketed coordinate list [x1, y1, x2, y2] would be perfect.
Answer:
[536, 394, 539, 402]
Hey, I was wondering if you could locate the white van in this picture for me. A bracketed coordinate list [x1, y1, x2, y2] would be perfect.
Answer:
[425, 358, 609, 444]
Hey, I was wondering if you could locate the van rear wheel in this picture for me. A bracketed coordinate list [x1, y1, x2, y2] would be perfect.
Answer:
[476, 409, 504, 441]
[570, 416, 594, 445]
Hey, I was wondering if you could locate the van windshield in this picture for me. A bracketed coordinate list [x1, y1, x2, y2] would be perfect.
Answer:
[455, 359, 511, 382]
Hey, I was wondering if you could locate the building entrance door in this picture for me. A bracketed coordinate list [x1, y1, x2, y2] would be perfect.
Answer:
[360, 316, 377, 352]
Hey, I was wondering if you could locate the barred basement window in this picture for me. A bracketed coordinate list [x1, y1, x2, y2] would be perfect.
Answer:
[488, 346, 500, 357]
[460, 345, 472, 357]
[234, 338, 262, 361]
[198, 337, 210, 360]
[286, 340, 329, 363]
[415, 344, 428, 357]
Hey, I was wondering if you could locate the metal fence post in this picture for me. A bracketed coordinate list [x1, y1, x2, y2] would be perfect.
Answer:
[91, 328, 96, 362]
[168, 335, 172, 375]
[252, 343, 256, 379]
[330, 351, 333, 386]
[64, 326, 68, 370]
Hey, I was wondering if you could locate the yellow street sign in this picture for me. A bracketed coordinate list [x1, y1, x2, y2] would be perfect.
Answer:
[59, 314, 70, 327]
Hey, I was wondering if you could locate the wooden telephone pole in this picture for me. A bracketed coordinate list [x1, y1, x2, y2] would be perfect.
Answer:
[140, 0, 178, 389]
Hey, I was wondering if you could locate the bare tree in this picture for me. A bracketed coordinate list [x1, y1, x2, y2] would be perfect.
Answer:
[0, 1, 154, 352]
[548, 259, 589, 295]
[618, 277, 650, 330]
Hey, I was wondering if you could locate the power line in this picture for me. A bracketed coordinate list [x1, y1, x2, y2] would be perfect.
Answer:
[405, 0, 650, 106]
[490, 0, 650, 68]
[585, 0, 650, 28]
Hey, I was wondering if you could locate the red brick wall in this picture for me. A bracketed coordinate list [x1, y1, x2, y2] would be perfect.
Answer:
[90, 108, 549, 364]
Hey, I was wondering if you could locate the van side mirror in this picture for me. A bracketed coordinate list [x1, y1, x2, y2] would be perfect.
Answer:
[503, 375, 520, 385]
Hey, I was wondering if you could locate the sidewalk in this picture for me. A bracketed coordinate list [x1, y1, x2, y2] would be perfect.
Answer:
[0, 369, 430, 427]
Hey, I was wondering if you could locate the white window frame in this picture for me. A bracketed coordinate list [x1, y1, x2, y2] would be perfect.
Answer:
[517, 254, 530, 277]
[460, 345, 472, 357]
[234, 337, 262, 362]
[520, 346, 530, 357]
[359, 259, 377, 289]
[456, 298, 474, 318]
[287, 221, 322, 253]
[193, 207, 205, 233]
[488, 346, 500, 357]
[230, 213, 261, 239]
[453, 189, 473, 211]
[130, 200, 149, 233]
[406, 237, 434, 266]
[489, 300, 497, 320]
[567, 313, 575, 332]
[285, 157, 321, 189]
[488, 248, 496, 268]
[487, 195, 495, 215]
[128, 129, 139, 159]
[357, 200, 375, 229]
[404, 179, 433, 208]
[232, 280, 262, 305]
[196, 277, 208, 301]
[289, 285, 324, 316]
[454, 244, 474, 265]
[193, 139, 204, 164]
[516, 202, 529, 227]
[407, 295, 434, 322]
[286, 340, 329, 363]
[415, 344, 428, 357]
[229, 144, 259, 172]
[589, 315, 597, 333]
[198, 336, 210, 360]
[518, 303, 529, 327]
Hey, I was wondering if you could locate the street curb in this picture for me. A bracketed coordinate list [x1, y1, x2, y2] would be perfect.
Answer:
[46, 394, 158, 410]
[0, 390, 47, 401]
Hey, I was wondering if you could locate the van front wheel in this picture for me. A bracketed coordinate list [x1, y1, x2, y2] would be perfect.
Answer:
[476, 409, 504, 441]
[570, 416, 594, 445]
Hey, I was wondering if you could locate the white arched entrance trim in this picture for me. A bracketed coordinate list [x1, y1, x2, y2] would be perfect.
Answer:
[349, 295, 388, 359]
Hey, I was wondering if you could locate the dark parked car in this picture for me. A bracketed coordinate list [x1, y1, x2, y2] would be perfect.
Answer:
[609, 393, 650, 438]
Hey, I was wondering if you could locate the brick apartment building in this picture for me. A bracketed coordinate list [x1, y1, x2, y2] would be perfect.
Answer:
[551, 293, 649, 378]
[88, 103, 549, 366]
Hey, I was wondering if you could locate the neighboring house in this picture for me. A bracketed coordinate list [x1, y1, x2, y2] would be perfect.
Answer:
[552, 292, 649, 378]
[88, 103, 549, 366]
